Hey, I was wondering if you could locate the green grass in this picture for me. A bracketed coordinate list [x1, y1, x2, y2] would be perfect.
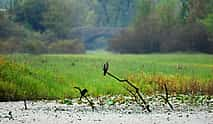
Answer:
[0, 53, 213, 100]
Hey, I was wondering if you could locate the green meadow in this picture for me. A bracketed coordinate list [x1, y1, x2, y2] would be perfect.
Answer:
[0, 53, 213, 100]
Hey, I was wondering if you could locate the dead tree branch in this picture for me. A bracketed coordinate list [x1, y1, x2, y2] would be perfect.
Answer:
[103, 62, 151, 112]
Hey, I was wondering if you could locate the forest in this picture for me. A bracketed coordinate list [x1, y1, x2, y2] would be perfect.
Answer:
[0, 0, 213, 53]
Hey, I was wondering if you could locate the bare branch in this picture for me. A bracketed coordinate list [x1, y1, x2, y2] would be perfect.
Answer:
[103, 62, 151, 112]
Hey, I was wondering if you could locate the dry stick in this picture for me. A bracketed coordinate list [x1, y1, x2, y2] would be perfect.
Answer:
[125, 87, 144, 107]
[160, 84, 174, 110]
[23, 91, 27, 110]
[83, 95, 95, 110]
[106, 72, 151, 112]
[125, 87, 138, 101]
[24, 100, 27, 110]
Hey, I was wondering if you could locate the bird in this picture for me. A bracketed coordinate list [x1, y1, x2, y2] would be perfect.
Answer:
[103, 62, 109, 76]
[80, 88, 88, 100]
[8, 111, 13, 120]
[74, 87, 88, 100]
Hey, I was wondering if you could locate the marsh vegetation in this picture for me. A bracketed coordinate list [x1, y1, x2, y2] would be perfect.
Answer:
[0, 53, 212, 100]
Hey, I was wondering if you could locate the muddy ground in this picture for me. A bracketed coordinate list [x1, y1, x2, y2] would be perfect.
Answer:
[0, 96, 213, 124]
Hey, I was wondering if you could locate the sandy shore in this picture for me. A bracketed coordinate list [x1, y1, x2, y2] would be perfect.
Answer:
[0, 99, 213, 124]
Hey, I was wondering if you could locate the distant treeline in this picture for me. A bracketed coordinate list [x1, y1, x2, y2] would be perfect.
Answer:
[0, 0, 89, 54]
[0, 0, 135, 54]
[0, 0, 213, 54]
[109, 0, 213, 54]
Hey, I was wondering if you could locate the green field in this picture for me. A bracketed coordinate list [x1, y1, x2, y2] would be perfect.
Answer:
[0, 53, 213, 100]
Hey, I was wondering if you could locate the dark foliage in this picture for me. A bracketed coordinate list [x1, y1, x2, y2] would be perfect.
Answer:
[108, 21, 212, 53]
[14, 0, 47, 32]
[48, 39, 85, 54]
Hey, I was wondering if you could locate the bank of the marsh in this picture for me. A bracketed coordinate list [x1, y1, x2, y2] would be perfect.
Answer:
[0, 95, 213, 124]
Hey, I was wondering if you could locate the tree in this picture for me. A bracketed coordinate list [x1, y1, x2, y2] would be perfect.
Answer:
[108, 0, 212, 53]
[155, 0, 181, 27]
[202, 14, 213, 35]
[94, 0, 135, 27]
[14, 0, 48, 31]
[42, 0, 93, 39]
[135, 0, 153, 24]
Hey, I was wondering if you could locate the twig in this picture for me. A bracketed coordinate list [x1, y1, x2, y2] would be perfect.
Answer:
[23, 91, 27, 110]
[160, 84, 174, 110]
[24, 100, 27, 110]
[125, 87, 144, 107]
[125, 87, 138, 101]
[83, 95, 95, 110]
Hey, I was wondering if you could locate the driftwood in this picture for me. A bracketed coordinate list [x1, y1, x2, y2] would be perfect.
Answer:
[103, 62, 151, 112]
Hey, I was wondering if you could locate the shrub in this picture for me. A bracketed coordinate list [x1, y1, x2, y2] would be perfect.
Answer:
[22, 40, 47, 54]
[160, 23, 209, 53]
[0, 81, 18, 101]
[48, 39, 85, 54]
[0, 56, 5, 65]
[0, 38, 21, 53]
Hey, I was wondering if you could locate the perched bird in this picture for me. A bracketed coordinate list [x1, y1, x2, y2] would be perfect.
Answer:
[8, 111, 13, 120]
[74, 87, 88, 100]
[103, 62, 109, 76]
[80, 88, 88, 100]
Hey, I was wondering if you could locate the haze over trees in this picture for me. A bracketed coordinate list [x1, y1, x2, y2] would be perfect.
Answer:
[109, 0, 213, 53]
[0, 0, 213, 53]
